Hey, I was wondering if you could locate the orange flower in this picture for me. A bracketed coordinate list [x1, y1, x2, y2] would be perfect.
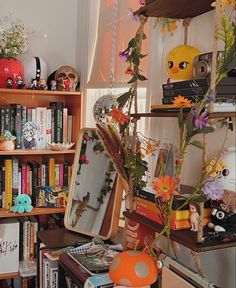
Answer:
[152, 176, 179, 201]
[173, 95, 192, 108]
[111, 108, 130, 124]
[125, 67, 134, 75]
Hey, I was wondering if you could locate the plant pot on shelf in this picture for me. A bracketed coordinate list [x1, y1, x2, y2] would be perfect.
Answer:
[0, 140, 15, 151]
[0, 58, 24, 88]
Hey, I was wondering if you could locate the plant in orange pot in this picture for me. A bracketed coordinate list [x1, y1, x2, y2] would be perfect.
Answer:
[0, 130, 16, 151]
[0, 16, 32, 88]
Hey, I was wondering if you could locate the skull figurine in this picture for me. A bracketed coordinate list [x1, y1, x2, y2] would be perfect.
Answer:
[55, 65, 79, 91]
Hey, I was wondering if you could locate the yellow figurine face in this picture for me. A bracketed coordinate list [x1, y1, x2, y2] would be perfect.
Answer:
[166, 45, 201, 80]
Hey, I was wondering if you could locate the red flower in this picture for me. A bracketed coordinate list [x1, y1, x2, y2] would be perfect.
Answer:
[152, 176, 179, 201]
[111, 108, 130, 124]
[80, 154, 89, 164]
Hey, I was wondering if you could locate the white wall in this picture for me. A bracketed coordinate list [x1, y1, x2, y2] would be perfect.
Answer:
[147, 11, 235, 186]
[0, 0, 78, 74]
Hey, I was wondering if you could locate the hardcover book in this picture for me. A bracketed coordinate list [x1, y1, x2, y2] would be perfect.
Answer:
[35, 186, 68, 208]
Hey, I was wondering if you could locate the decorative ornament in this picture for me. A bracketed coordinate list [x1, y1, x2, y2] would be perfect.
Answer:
[109, 250, 158, 287]
[93, 94, 118, 123]
[0, 130, 16, 151]
[11, 194, 33, 213]
[22, 122, 40, 149]
[55, 65, 79, 91]
[166, 44, 201, 81]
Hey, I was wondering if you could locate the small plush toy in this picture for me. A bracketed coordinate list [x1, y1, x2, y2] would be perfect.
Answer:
[166, 44, 201, 82]
[11, 194, 33, 213]
[189, 202, 200, 232]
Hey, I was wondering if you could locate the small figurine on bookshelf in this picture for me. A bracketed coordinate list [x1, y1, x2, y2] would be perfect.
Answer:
[6, 77, 13, 88]
[11, 194, 33, 213]
[0, 130, 16, 151]
[189, 202, 200, 232]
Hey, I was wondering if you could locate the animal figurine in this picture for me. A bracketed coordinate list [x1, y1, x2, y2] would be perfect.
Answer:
[11, 194, 33, 213]
[189, 202, 200, 231]
[208, 202, 236, 232]
[166, 44, 201, 82]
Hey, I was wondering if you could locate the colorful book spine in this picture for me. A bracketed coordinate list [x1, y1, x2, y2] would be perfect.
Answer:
[10, 104, 22, 149]
[36, 107, 47, 149]
[5, 159, 13, 209]
[63, 107, 68, 143]
[21, 163, 27, 194]
[54, 163, 60, 186]
[12, 158, 19, 201]
[46, 108, 52, 145]
[59, 163, 64, 186]
[49, 158, 55, 186]
[67, 115, 73, 143]
[23, 217, 31, 261]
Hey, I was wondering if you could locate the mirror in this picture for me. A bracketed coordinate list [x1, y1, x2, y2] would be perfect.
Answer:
[64, 128, 123, 239]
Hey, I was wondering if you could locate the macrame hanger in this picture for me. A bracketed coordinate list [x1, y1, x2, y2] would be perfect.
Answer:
[183, 18, 191, 45]
[108, 0, 118, 92]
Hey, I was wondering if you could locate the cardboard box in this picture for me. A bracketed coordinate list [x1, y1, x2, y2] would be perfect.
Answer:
[0, 218, 19, 274]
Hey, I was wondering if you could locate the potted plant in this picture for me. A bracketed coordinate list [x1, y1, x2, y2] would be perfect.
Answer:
[0, 130, 16, 151]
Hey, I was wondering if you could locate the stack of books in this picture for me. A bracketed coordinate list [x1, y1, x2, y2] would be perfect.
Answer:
[135, 187, 211, 230]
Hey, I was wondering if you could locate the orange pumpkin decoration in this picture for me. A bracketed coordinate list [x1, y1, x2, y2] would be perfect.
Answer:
[109, 250, 158, 287]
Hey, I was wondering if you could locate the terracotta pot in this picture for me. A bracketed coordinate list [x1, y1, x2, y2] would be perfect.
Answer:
[0, 140, 15, 151]
[0, 58, 24, 88]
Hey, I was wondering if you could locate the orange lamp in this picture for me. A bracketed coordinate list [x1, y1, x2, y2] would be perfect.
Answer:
[109, 250, 159, 287]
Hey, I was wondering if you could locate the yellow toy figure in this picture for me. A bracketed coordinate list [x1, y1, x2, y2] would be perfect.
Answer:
[166, 44, 201, 82]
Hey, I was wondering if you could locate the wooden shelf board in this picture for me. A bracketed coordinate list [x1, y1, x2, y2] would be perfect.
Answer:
[134, 0, 214, 19]
[0, 272, 19, 280]
[0, 149, 76, 155]
[124, 211, 236, 253]
[0, 88, 81, 96]
[131, 111, 236, 119]
[0, 207, 65, 218]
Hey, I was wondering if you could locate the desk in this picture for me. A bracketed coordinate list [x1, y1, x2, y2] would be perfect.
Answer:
[37, 228, 91, 287]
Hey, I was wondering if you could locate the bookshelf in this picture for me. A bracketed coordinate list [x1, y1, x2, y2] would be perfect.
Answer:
[0, 88, 82, 281]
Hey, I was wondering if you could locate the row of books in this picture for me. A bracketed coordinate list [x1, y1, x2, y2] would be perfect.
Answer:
[0, 102, 73, 149]
[0, 158, 72, 209]
[0, 277, 36, 288]
[135, 188, 211, 230]
[40, 248, 59, 288]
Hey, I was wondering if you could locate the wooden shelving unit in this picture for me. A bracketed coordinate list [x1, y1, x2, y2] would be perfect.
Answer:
[0, 207, 65, 218]
[134, 0, 214, 19]
[0, 88, 81, 97]
[124, 211, 236, 253]
[0, 149, 76, 156]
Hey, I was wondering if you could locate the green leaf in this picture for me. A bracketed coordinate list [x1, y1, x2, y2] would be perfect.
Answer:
[117, 91, 131, 108]
[186, 114, 194, 141]
[178, 108, 184, 128]
[192, 126, 215, 136]
[128, 76, 137, 84]
[128, 38, 136, 48]
[137, 74, 148, 81]
[190, 140, 204, 149]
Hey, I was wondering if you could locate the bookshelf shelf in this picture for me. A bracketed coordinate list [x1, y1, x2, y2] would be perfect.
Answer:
[131, 111, 236, 119]
[0, 207, 65, 218]
[0, 149, 76, 156]
[134, 0, 214, 19]
[124, 211, 236, 253]
[0, 88, 81, 97]
[0, 272, 19, 280]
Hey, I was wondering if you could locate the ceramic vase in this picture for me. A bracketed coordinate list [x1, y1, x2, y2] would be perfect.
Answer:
[0, 58, 24, 88]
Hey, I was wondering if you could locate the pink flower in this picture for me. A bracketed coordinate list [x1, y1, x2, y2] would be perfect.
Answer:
[193, 109, 208, 129]
[139, 0, 145, 5]
[84, 133, 91, 141]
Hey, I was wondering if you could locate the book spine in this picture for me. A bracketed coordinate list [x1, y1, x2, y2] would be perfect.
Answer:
[67, 115, 73, 143]
[63, 107, 68, 143]
[43, 258, 50, 288]
[11, 104, 22, 149]
[5, 159, 13, 209]
[63, 162, 68, 187]
[56, 106, 63, 143]
[46, 108, 52, 145]
[5, 106, 11, 131]
[162, 78, 209, 90]
[36, 107, 47, 149]
[27, 108, 32, 122]
[1, 167, 5, 208]
[12, 158, 19, 202]
[59, 163, 64, 186]
[26, 164, 31, 195]
[55, 163, 60, 186]
[21, 164, 27, 194]
[49, 158, 55, 186]
[0, 168, 3, 208]
[0, 106, 5, 134]
[23, 220, 31, 261]
[41, 163, 46, 187]
[29, 221, 35, 260]
[10, 106, 15, 134]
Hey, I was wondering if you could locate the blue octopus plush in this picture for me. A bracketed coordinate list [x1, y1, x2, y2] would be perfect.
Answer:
[11, 194, 33, 213]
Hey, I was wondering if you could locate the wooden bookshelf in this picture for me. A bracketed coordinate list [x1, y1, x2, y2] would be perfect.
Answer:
[0, 207, 65, 218]
[134, 0, 214, 19]
[0, 149, 76, 155]
[0, 272, 19, 280]
[131, 111, 236, 119]
[124, 211, 236, 253]
[0, 88, 81, 97]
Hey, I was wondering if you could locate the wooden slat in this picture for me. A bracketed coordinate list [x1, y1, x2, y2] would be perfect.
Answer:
[0, 149, 76, 156]
[0, 272, 19, 280]
[124, 211, 236, 252]
[134, 0, 214, 19]
[0, 207, 65, 218]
